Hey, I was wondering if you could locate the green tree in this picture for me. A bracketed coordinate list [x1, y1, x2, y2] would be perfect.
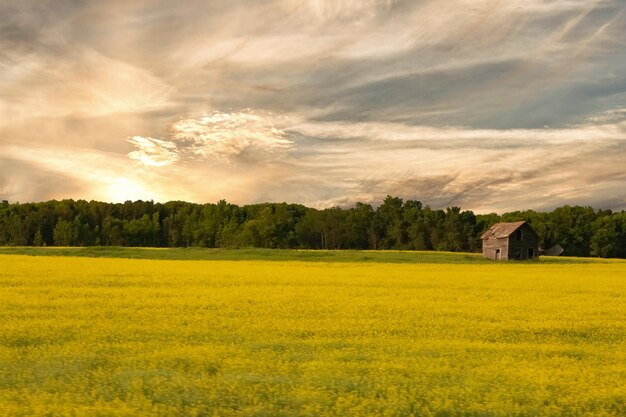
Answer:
[344, 203, 374, 249]
[295, 209, 323, 249]
[33, 230, 45, 246]
[53, 220, 78, 246]
[591, 213, 626, 258]
[372, 196, 405, 249]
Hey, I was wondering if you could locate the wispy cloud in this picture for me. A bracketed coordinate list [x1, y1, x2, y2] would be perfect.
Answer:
[0, 0, 624, 212]
[128, 111, 294, 166]
[171, 111, 294, 162]
[0, 47, 172, 124]
[127, 136, 179, 167]
[290, 119, 626, 144]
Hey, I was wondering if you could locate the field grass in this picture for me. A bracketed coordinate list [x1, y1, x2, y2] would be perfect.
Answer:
[1, 253, 625, 416]
[0, 246, 610, 263]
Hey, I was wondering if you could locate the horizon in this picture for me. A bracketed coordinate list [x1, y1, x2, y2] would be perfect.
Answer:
[1, 1, 625, 212]
[0, 195, 617, 217]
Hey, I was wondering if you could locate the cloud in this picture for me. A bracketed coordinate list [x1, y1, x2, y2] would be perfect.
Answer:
[1, 0, 625, 212]
[0, 143, 199, 203]
[306, 0, 396, 22]
[0, 157, 84, 203]
[587, 107, 626, 124]
[273, 118, 626, 212]
[0, 46, 172, 125]
[128, 111, 295, 166]
[290, 119, 626, 145]
[127, 136, 179, 167]
[3, 116, 626, 212]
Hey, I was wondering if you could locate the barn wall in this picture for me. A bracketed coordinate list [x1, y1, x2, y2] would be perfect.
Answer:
[507, 224, 540, 260]
[500, 237, 509, 260]
[482, 237, 509, 260]
[482, 237, 496, 259]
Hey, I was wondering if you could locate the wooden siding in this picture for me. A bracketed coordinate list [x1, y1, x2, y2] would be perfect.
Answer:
[482, 236, 509, 260]
[507, 223, 539, 260]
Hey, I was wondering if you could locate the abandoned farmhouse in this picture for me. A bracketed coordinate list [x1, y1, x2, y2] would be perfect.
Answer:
[481, 221, 540, 260]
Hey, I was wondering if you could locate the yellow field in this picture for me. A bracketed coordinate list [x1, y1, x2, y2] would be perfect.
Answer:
[0, 255, 625, 416]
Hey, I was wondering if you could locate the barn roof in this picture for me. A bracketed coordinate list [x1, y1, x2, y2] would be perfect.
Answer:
[481, 221, 527, 239]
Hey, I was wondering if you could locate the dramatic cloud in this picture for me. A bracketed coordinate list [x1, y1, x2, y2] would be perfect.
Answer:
[276, 118, 626, 212]
[0, 47, 172, 123]
[169, 111, 294, 163]
[128, 111, 294, 166]
[127, 136, 179, 167]
[0, 0, 625, 212]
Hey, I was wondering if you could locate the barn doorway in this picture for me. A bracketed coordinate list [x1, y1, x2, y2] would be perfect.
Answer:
[528, 248, 534, 259]
[495, 249, 501, 260]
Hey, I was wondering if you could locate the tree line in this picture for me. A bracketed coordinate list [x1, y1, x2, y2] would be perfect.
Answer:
[0, 197, 625, 257]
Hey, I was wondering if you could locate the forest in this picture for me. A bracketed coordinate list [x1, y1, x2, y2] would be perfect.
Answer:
[0, 197, 625, 258]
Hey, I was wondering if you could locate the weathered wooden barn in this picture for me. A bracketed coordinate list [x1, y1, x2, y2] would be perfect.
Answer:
[481, 221, 539, 260]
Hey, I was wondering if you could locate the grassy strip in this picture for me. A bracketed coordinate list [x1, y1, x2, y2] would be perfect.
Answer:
[0, 246, 614, 264]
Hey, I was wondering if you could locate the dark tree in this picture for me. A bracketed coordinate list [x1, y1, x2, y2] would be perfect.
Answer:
[0, 198, 623, 258]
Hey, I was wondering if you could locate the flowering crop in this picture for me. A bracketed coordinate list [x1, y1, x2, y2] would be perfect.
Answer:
[0, 255, 624, 416]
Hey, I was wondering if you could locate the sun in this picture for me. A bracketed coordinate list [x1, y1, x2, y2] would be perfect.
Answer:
[107, 177, 154, 202]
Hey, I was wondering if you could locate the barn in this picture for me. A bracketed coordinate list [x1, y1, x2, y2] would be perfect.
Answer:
[481, 221, 539, 260]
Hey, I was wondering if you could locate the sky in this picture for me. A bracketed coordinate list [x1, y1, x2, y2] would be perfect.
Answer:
[1, 0, 625, 213]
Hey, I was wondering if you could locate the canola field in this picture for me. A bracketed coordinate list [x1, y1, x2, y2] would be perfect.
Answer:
[0, 254, 625, 416]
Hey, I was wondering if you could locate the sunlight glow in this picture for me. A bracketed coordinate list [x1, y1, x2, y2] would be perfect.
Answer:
[107, 177, 155, 202]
